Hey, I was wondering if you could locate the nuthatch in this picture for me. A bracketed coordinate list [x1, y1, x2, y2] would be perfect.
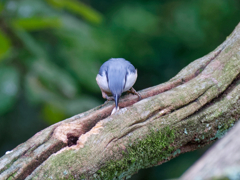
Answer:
[96, 58, 141, 114]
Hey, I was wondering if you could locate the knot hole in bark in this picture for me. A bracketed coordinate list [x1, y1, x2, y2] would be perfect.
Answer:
[67, 134, 79, 147]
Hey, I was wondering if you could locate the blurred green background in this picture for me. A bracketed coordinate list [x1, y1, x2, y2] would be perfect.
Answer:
[0, 0, 239, 179]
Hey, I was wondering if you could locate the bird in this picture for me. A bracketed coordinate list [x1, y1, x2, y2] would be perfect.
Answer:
[96, 58, 141, 114]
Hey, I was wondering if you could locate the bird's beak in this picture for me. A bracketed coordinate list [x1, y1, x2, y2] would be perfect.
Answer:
[114, 94, 119, 109]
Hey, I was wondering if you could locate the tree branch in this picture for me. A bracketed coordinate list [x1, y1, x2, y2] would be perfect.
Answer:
[1, 22, 240, 180]
[181, 120, 240, 180]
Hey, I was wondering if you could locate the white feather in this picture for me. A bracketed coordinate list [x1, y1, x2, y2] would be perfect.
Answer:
[96, 72, 111, 93]
[123, 69, 137, 92]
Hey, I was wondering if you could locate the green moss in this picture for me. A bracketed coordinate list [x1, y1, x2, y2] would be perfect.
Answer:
[7, 173, 17, 180]
[173, 149, 181, 156]
[210, 119, 236, 141]
[198, 68, 204, 73]
[7, 177, 13, 180]
[55, 174, 75, 180]
[195, 138, 200, 142]
[94, 127, 175, 180]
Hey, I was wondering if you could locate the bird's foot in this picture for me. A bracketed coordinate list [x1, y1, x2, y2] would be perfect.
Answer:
[104, 96, 115, 104]
[128, 87, 142, 100]
[106, 95, 114, 101]
[102, 91, 114, 103]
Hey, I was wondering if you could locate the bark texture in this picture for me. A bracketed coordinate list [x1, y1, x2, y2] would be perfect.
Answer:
[1, 22, 240, 180]
[181, 120, 240, 180]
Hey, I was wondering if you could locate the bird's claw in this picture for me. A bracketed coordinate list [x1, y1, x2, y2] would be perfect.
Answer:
[128, 87, 142, 100]
[106, 96, 114, 101]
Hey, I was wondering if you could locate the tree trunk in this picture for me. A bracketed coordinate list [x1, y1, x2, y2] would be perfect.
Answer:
[1, 22, 240, 180]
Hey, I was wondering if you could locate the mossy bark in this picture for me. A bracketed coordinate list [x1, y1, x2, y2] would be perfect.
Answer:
[181, 120, 240, 180]
[1, 22, 240, 180]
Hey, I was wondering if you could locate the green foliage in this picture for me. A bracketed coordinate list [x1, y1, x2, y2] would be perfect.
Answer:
[0, 29, 11, 60]
[12, 17, 61, 31]
[0, 66, 19, 114]
[46, 0, 103, 24]
[0, 0, 103, 119]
